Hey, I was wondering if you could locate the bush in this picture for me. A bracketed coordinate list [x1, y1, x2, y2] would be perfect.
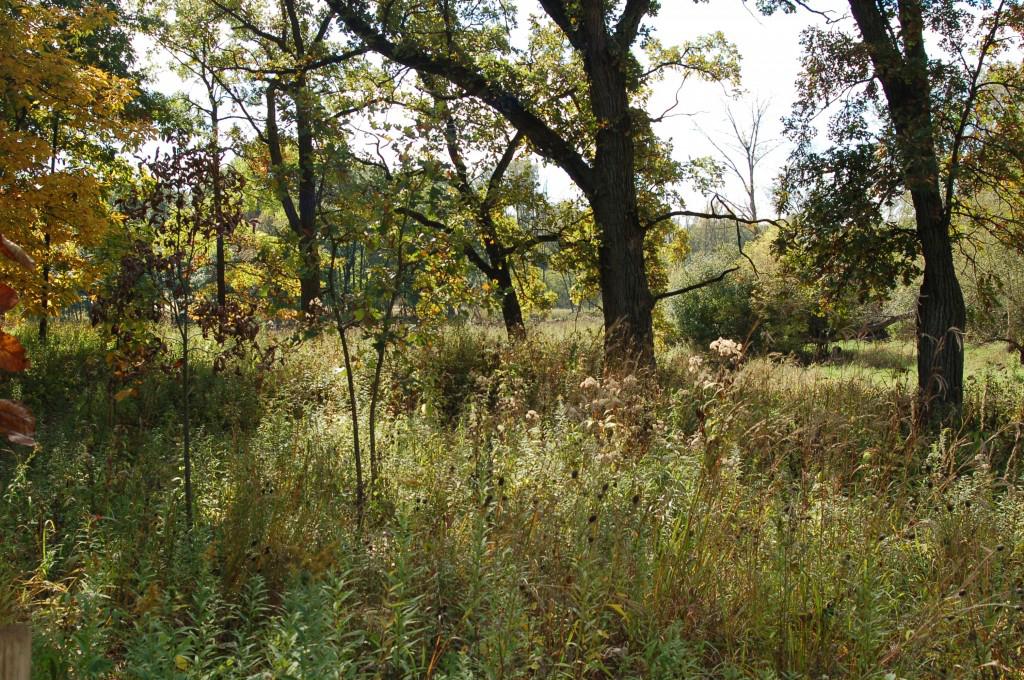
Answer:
[670, 248, 759, 349]
[671, 235, 904, 356]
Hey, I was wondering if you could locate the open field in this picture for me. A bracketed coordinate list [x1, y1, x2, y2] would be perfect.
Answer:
[1, 322, 1022, 679]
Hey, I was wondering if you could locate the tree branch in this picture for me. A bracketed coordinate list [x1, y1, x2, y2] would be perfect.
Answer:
[644, 209, 782, 231]
[325, 0, 595, 193]
[615, 0, 652, 49]
[653, 267, 739, 302]
[482, 130, 525, 210]
[943, 0, 1006, 222]
[208, 0, 286, 49]
[395, 207, 494, 276]
[538, 0, 584, 50]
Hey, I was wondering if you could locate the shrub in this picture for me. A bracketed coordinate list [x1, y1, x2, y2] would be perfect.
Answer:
[670, 248, 759, 350]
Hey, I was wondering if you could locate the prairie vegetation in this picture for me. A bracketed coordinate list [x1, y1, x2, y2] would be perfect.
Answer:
[2, 322, 1022, 678]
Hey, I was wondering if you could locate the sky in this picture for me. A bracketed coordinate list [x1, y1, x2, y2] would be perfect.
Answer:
[562, 0, 824, 213]
[141, 0, 833, 216]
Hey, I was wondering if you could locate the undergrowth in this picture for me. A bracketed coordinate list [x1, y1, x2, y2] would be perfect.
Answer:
[1, 323, 1022, 679]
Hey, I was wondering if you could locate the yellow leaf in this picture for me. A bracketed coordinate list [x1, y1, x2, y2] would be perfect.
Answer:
[114, 387, 135, 402]
[174, 655, 189, 670]
[607, 603, 628, 621]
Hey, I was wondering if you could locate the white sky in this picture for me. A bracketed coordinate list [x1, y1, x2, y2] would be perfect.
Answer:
[141, 1, 833, 216]
[628, 1, 817, 213]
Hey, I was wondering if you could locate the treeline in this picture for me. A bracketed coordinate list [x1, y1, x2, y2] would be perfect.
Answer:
[1, 0, 1023, 420]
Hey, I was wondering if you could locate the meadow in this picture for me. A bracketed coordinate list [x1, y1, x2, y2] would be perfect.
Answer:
[1, 321, 1022, 679]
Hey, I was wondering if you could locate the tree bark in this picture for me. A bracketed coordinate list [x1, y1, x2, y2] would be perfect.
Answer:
[848, 0, 967, 411]
[580, 0, 655, 368]
[294, 76, 321, 311]
[0, 625, 30, 680]
[488, 250, 526, 341]
[915, 202, 966, 411]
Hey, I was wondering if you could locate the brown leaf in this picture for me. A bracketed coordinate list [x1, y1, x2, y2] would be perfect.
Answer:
[0, 399, 35, 446]
[6, 432, 36, 447]
[0, 332, 28, 372]
[114, 387, 135, 402]
[0, 234, 35, 270]
[0, 284, 17, 314]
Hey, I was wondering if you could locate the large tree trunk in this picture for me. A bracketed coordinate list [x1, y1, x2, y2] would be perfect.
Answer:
[915, 200, 966, 411]
[592, 198, 655, 368]
[265, 83, 321, 313]
[582, 2, 655, 369]
[297, 232, 321, 311]
[294, 77, 321, 311]
[849, 0, 967, 412]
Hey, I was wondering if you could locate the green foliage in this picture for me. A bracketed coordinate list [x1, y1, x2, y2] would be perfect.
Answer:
[670, 248, 758, 350]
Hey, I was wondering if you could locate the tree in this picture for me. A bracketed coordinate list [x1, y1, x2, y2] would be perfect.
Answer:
[155, 0, 243, 308]
[399, 88, 563, 341]
[205, 0, 368, 312]
[700, 98, 778, 221]
[769, 0, 1022, 413]
[326, 0, 739, 369]
[0, 0, 143, 338]
[96, 140, 249, 527]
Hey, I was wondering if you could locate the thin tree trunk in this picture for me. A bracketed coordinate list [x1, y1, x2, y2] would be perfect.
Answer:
[38, 232, 49, 344]
[211, 99, 226, 308]
[39, 118, 58, 344]
[328, 246, 364, 526]
[367, 219, 405, 488]
[182, 316, 193, 528]
[338, 322, 363, 526]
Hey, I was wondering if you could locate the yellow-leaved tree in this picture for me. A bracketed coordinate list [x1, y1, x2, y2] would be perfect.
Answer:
[0, 0, 143, 334]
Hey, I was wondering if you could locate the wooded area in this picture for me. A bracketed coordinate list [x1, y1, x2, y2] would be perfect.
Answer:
[1, 0, 1023, 677]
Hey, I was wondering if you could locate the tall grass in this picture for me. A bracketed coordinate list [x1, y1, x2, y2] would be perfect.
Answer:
[1, 322, 1022, 678]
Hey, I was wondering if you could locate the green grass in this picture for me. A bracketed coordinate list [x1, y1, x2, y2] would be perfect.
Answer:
[799, 338, 1024, 387]
[1, 322, 1023, 679]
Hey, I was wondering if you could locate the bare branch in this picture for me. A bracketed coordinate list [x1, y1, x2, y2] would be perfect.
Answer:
[653, 267, 740, 302]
